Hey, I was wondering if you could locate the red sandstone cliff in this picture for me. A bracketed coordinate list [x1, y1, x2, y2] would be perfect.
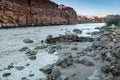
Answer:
[0, 0, 77, 27]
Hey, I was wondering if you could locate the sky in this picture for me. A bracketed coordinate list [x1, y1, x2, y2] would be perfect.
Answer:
[51, 0, 120, 15]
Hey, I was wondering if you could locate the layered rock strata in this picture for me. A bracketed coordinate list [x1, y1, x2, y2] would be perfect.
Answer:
[0, 0, 77, 27]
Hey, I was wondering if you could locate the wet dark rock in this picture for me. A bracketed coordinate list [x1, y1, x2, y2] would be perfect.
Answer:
[23, 39, 34, 43]
[40, 64, 54, 74]
[83, 46, 92, 52]
[78, 57, 94, 66]
[61, 63, 68, 68]
[65, 31, 71, 35]
[7, 63, 14, 70]
[79, 37, 94, 42]
[48, 46, 56, 53]
[100, 35, 111, 41]
[29, 74, 34, 77]
[56, 45, 62, 50]
[73, 29, 82, 34]
[19, 47, 29, 52]
[65, 58, 73, 66]
[91, 31, 100, 35]
[103, 31, 110, 35]
[112, 46, 120, 58]
[50, 68, 61, 79]
[94, 54, 101, 60]
[101, 64, 120, 76]
[3, 73, 11, 77]
[86, 52, 96, 57]
[64, 42, 72, 45]
[73, 42, 78, 45]
[86, 32, 91, 35]
[25, 49, 37, 56]
[21, 77, 27, 80]
[56, 55, 73, 68]
[29, 55, 36, 60]
[105, 53, 114, 62]
[92, 41, 108, 49]
[76, 51, 86, 56]
[105, 73, 114, 80]
[34, 45, 48, 50]
[40, 65, 61, 80]
[39, 78, 47, 80]
[101, 65, 111, 73]
[16, 66, 25, 70]
[56, 58, 65, 66]
[45, 35, 54, 43]
[95, 27, 102, 30]
[111, 68, 120, 76]
[71, 47, 78, 50]
[61, 76, 68, 80]
[45, 34, 94, 43]
[26, 63, 30, 66]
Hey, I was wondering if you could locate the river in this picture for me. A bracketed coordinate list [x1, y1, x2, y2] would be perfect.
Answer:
[0, 23, 105, 80]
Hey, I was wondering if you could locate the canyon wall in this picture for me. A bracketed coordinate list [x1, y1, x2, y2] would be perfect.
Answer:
[0, 0, 77, 27]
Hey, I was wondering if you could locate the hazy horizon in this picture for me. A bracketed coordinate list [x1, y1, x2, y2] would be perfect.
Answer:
[51, 0, 120, 15]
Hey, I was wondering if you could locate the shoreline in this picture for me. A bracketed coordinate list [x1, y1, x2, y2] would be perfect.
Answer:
[0, 22, 105, 29]
[0, 23, 77, 29]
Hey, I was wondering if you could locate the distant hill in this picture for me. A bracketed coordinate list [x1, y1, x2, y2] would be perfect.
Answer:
[77, 14, 120, 23]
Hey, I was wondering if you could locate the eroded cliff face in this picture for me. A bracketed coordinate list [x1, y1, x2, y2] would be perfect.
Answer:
[0, 0, 77, 27]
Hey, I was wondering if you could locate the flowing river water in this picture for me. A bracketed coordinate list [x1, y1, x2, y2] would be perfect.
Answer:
[0, 23, 105, 80]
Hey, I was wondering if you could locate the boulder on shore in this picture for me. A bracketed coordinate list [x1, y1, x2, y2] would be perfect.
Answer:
[40, 65, 61, 80]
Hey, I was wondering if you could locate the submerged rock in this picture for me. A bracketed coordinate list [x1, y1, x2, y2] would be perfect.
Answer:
[73, 29, 82, 34]
[7, 63, 14, 70]
[34, 45, 48, 50]
[25, 49, 37, 56]
[16, 66, 25, 71]
[23, 38, 34, 43]
[29, 74, 34, 77]
[21, 77, 27, 80]
[29, 55, 36, 60]
[71, 47, 78, 50]
[19, 46, 29, 52]
[3, 73, 11, 77]
[48, 46, 56, 54]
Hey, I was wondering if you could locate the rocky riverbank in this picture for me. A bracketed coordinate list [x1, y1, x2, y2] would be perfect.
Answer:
[39, 25, 120, 80]
[2, 23, 119, 80]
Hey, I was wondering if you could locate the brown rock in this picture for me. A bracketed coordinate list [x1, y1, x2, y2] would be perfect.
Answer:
[0, 0, 77, 27]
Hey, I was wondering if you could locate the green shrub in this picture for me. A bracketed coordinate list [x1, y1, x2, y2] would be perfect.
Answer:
[106, 17, 120, 27]
[114, 28, 120, 32]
